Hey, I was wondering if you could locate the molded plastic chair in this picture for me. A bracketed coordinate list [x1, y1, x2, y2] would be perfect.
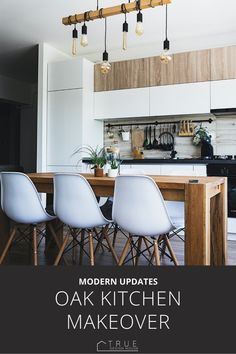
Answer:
[112, 175, 179, 266]
[0, 172, 59, 265]
[53, 173, 118, 266]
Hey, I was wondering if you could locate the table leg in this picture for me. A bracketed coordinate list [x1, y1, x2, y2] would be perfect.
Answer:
[185, 184, 211, 266]
[210, 181, 227, 266]
[46, 194, 63, 248]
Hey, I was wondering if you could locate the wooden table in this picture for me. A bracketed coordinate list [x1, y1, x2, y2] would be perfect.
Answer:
[23, 173, 227, 266]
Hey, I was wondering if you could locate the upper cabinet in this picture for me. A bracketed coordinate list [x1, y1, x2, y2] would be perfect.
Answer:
[94, 87, 150, 119]
[150, 82, 210, 116]
[211, 46, 236, 81]
[149, 50, 210, 87]
[48, 58, 83, 91]
[94, 58, 150, 92]
[94, 49, 211, 92]
[211, 79, 236, 109]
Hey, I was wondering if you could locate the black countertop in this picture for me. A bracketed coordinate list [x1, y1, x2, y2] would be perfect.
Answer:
[82, 158, 236, 165]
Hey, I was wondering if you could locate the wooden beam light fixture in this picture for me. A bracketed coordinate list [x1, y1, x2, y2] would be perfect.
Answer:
[62, 0, 172, 26]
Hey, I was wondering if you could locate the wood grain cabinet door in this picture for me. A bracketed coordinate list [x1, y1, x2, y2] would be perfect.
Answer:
[173, 50, 210, 84]
[150, 50, 210, 86]
[94, 58, 149, 91]
[211, 46, 236, 81]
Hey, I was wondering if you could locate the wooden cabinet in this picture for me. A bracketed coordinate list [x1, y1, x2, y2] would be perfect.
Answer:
[149, 55, 173, 86]
[173, 50, 210, 84]
[211, 46, 236, 81]
[94, 87, 150, 119]
[149, 50, 210, 87]
[94, 46, 236, 92]
[150, 82, 210, 116]
[211, 79, 236, 109]
[94, 58, 150, 92]
[48, 58, 83, 91]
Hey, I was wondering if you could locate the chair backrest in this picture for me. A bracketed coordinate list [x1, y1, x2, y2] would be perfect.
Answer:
[0, 172, 48, 224]
[112, 175, 173, 236]
[53, 173, 109, 229]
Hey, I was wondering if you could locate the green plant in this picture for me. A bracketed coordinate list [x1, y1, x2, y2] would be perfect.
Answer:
[193, 126, 211, 146]
[110, 159, 121, 170]
[73, 145, 106, 169]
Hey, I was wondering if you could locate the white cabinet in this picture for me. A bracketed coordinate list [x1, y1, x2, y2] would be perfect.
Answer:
[120, 163, 206, 177]
[160, 164, 194, 175]
[150, 82, 211, 116]
[94, 88, 150, 120]
[48, 58, 83, 91]
[211, 79, 236, 109]
[47, 90, 83, 166]
[46, 58, 103, 172]
[193, 165, 207, 176]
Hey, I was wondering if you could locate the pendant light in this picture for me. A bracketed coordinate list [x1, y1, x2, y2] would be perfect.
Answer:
[135, 0, 144, 36]
[100, 17, 111, 74]
[81, 13, 89, 47]
[160, 5, 172, 64]
[81, 23, 88, 47]
[121, 3, 129, 50]
[72, 24, 78, 56]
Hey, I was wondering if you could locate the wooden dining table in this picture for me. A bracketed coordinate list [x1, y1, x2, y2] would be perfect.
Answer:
[0, 173, 228, 266]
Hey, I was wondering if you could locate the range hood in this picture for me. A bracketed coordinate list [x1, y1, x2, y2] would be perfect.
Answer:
[211, 108, 236, 116]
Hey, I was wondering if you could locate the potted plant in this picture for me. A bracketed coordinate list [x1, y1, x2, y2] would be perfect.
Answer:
[193, 126, 214, 159]
[108, 159, 121, 178]
[73, 145, 106, 177]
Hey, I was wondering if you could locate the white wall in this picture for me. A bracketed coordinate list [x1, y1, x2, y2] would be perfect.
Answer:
[37, 43, 70, 172]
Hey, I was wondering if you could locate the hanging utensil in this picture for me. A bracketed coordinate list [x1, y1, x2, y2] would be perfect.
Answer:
[143, 127, 148, 149]
[159, 125, 164, 150]
[146, 126, 153, 150]
[153, 126, 159, 149]
[173, 123, 176, 134]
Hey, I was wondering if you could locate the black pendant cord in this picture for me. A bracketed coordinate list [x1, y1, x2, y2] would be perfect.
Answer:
[104, 17, 107, 52]
[97, 0, 99, 10]
[165, 4, 168, 40]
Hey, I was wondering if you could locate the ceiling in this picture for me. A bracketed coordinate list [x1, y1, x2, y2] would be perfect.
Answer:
[1, 0, 236, 83]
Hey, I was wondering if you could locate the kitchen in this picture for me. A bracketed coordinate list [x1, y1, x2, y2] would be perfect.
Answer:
[0, 0, 235, 266]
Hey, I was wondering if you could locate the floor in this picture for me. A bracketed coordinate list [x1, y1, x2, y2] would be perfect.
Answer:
[2, 226, 236, 266]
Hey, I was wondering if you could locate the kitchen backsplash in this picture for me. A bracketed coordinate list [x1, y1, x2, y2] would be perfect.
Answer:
[104, 115, 236, 159]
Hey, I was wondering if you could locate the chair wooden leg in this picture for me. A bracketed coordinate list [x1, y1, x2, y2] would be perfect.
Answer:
[33, 226, 38, 266]
[72, 229, 77, 264]
[47, 223, 69, 266]
[135, 237, 143, 266]
[112, 224, 118, 247]
[103, 227, 119, 265]
[153, 239, 161, 266]
[54, 234, 69, 266]
[88, 232, 95, 266]
[143, 237, 152, 256]
[130, 236, 136, 266]
[118, 236, 131, 266]
[94, 228, 105, 255]
[79, 230, 85, 265]
[164, 234, 179, 266]
[0, 227, 17, 265]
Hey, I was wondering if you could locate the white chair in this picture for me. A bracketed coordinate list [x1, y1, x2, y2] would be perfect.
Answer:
[112, 175, 179, 266]
[0, 172, 60, 266]
[164, 169, 186, 241]
[53, 173, 118, 266]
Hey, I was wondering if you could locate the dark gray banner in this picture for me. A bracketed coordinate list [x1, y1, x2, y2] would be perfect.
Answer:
[0, 267, 235, 353]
